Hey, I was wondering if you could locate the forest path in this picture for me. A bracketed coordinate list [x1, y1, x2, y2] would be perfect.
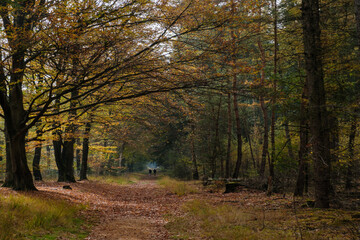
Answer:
[35, 177, 182, 240]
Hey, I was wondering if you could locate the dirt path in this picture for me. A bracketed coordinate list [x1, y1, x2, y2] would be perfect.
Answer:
[34, 179, 182, 240]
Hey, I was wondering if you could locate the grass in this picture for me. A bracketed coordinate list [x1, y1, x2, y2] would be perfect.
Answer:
[157, 176, 198, 196]
[0, 194, 89, 240]
[166, 199, 360, 240]
[90, 174, 139, 185]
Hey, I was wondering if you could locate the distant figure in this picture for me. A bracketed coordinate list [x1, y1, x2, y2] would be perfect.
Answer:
[153, 169, 157, 176]
[149, 169, 152, 175]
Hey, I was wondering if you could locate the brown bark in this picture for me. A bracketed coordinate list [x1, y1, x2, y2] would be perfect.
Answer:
[302, 0, 331, 208]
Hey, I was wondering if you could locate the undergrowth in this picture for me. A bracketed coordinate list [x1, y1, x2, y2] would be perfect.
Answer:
[166, 199, 360, 240]
[91, 174, 138, 185]
[0, 194, 88, 240]
[157, 176, 198, 196]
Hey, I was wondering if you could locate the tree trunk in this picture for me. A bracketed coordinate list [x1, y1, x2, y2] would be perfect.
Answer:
[191, 125, 199, 180]
[247, 131, 256, 170]
[62, 137, 76, 182]
[230, 0, 243, 180]
[76, 138, 81, 175]
[259, 99, 269, 178]
[284, 120, 295, 161]
[61, 90, 79, 182]
[267, 0, 278, 196]
[226, 92, 232, 178]
[2, 127, 13, 188]
[232, 73, 242, 179]
[294, 84, 309, 196]
[80, 121, 91, 181]
[258, 36, 269, 178]
[355, 0, 360, 47]
[32, 144, 42, 181]
[5, 129, 37, 190]
[302, 0, 331, 208]
[118, 142, 125, 175]
[345, 115, 357, 190]
[32, 124, 43, 181]
[210, 97, 222, 178]
[53, 129, 65, 182]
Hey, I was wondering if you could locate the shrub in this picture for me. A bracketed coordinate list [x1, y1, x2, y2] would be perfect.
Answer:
[157, 176, 198, 196]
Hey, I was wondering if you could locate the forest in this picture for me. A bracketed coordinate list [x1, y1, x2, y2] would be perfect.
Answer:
[0, 0, 359, 239]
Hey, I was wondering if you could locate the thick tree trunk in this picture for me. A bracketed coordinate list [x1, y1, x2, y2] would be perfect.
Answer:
[62, 137, 76, 182]
[2, 128, 13, 187]
[302, 0, 331, 208]
[4, 130, 37, 190]
[80, 122, 91, 181]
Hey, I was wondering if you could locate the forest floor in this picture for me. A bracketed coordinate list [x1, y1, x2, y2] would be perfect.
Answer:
[2, 175, 360, 239]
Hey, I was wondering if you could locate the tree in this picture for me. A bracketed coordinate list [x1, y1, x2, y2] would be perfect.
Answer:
[302, 0, 331, 208]
[0, 0, 223, 190]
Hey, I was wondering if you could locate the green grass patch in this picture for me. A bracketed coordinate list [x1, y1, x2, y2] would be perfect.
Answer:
[166, 199, 360, 240]
[90, 174, 139, 185]
[0, 194, 89, 240]
[157, 176, 198, 196]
